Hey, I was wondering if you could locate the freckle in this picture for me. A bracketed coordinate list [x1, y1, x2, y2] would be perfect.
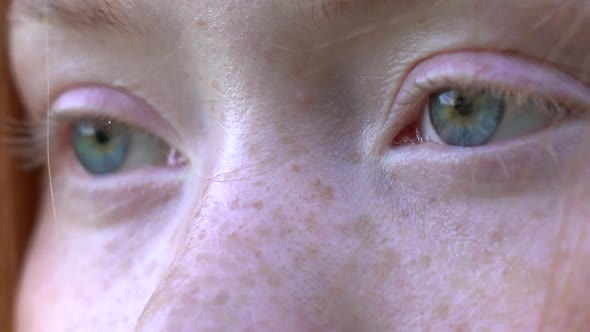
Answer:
[105, 239, 118, 253]
[342, 260, 358, 274]
[271, 207, 284, 220]
[313, 179, 335, 203]
[337, 222, 353, 238]
[531, 209, 546, 219]
[196, 19, 208, 28]
[213, 290, 230, 306]
[253, 201, 264, 210]
[240, 274, 256, 287]
[279, 225, 295, 239]
[453, 323, 468, 332]
[254, 249, 262, 258]
[306, 245, 320, 258]
[304, 213, 318, 232]
[247, 143, 261, 155]
[267, 273, 282, 287]
[401, 209, 410, 218]
[290, 64, 303, 77]
[324, 186, 335, 201]
[281, 136, 295, 145]
[230, 197, 240, 210]
[353, 214, 378, 248]
[291, 164, 302, 173]
[419, 254, 431, 268]
[180, 287, 200, 305]
[428, 196, 437, 204]
[489, 228, 504, 243]
[254, 180, 265, 187]
[210, 80, 220, 91]
[436, 303, 450, 320]
[195, 252, 213, 263]
[256, 225, 272, 238]
[294, 254, 306, 269]
[375, 248, 399, 280]
[346, 152, 361, 165]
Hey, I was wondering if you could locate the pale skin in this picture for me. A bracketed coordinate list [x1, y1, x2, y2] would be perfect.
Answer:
[8, 0, 590, 331]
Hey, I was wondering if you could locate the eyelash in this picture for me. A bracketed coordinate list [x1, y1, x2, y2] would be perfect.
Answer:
[3, 114, 126, 169]
[2, 114, 58, 169]
[404, 76, 573, 117]
[390, 74, 577, 142]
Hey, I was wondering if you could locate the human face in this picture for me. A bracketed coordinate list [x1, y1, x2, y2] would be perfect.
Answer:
[9, 0, 590, 330]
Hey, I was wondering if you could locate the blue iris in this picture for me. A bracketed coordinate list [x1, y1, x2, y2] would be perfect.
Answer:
[72, 120, 130, 175]
[429, 89, 506, 147]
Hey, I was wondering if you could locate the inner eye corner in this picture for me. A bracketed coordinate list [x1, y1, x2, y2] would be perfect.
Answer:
[392, 121, 423, 147]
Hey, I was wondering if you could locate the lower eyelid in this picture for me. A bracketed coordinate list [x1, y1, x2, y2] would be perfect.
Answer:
[384, 118, 586, 188]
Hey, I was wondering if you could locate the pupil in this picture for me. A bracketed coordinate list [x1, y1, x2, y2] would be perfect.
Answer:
[95, 130, 111, 145]
[454, 95, 473, 116]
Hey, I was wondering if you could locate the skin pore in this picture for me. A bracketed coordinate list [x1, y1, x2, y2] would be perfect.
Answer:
[8, 0, 590, 331]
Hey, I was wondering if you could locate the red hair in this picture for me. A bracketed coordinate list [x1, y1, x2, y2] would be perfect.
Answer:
[0, 1, 40, 330]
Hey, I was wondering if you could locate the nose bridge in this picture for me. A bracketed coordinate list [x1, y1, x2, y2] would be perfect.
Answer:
[134, 134, 350, 331]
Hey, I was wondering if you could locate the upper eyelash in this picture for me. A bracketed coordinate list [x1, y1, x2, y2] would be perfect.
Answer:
[2, 113, 178, 170]
[1, 113, 111, 170]
[0, 113, 60, 169]
[398, 75, 575, 120]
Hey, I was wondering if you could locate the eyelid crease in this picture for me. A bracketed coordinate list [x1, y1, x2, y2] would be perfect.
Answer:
[394, 52, 590, 115]
[300, 0, 387, 18]
[295, 0, 394, 26]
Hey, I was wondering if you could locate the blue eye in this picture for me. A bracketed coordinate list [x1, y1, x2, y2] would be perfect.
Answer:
[421, 87, 567, 147]
[70, 118, 182, 176]
[72, 119, 131, 175]
[429, 89, 506, 147]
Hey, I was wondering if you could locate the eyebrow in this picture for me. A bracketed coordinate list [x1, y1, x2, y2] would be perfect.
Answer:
[13, 0, 385, 33]
[298, 0, 388, 21]
[314, 0, 385, 16]
[12, 0, 136, 33]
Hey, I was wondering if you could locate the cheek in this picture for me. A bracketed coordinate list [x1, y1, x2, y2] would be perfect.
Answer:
[17, 141, 590, 331]
[16, 190, 184, 331]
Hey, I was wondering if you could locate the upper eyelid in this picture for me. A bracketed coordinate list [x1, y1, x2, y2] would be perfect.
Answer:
[50, 86, 184, 149]
[394, 51, 590, 113]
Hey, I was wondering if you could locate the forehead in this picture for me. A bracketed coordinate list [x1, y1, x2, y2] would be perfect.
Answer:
[9, 0, 590, 80]
[11, 0, 387, 25]
[11, 0, 590, 30]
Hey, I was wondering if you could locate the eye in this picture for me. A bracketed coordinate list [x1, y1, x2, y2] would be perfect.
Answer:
[70, 118, 182, 175]
[419, 87, 567, 147]
[426, 89, 505, 146]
